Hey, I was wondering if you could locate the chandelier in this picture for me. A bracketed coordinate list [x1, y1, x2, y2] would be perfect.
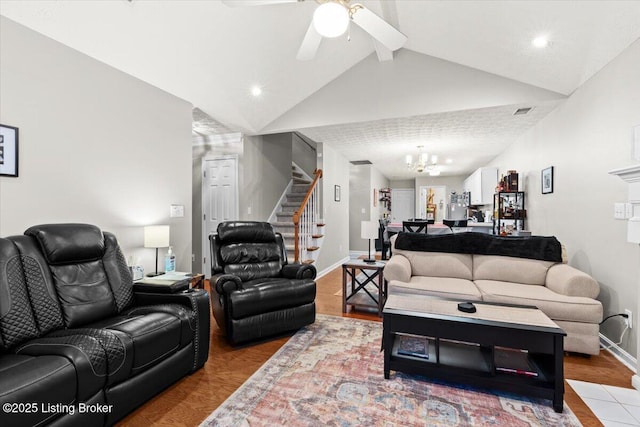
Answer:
[406, 146, 440, 176]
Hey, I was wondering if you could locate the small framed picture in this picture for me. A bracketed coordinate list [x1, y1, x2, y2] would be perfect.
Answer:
[541, 166, 554, 194]
[334, 185, 341, 202]
[0, 124, 19, 177]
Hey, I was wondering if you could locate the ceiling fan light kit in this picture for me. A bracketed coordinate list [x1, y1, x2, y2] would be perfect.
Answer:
[313, 2, 350, 38]
[221, 0, 407, 61]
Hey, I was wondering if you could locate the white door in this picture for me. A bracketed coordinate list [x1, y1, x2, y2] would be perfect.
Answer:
[202, 156, 239, 277]
[391, 189, 415, 222]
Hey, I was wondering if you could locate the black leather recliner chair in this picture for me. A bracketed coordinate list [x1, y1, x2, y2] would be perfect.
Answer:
[0, 224, 210, 426]
[209, 221, 316, 345]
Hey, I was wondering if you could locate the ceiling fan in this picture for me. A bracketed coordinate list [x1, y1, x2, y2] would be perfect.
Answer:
[222, 0, 407, 60]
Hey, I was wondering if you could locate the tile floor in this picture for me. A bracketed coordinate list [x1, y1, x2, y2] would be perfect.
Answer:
[568, 380, 640, 426]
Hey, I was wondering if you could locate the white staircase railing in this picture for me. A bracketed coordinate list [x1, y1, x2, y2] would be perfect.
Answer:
[293, 169, 322, 263]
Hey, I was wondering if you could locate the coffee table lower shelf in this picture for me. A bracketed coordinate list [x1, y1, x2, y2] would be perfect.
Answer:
[387, 338, 558, 408]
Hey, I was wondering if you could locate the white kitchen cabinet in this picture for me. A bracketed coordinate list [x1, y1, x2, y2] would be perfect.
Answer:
[464, 167, 498, 205]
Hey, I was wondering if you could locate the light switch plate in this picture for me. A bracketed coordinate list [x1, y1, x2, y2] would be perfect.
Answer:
[626, 203, 634, 219]
[170, 204, 184, 218]
[614, 203, 625, 219]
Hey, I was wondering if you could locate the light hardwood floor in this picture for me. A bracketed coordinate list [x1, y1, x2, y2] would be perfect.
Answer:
[119, 265, 633, 427]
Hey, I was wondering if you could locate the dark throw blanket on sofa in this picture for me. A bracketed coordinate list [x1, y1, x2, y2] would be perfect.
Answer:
[394, 232, 562, 262]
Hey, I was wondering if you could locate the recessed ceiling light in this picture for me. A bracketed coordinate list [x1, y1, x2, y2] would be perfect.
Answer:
[251, 86, 262, 97]
[532, 36, 549, 48]
[446, 158, 453, 164]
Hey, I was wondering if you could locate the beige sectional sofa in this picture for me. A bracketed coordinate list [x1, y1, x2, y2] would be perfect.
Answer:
[384, 233, 603, 355]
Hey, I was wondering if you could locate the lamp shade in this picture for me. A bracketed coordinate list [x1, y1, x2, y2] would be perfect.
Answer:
[361, 220, 378, 240]
[144, 225, 170, 248]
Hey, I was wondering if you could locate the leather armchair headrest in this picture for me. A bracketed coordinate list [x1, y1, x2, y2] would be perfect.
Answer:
[217, 221, 276, 243]
[25, 223, 105, 265]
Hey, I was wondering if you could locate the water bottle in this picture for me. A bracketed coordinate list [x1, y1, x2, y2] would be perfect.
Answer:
[164, 246, 176, 273]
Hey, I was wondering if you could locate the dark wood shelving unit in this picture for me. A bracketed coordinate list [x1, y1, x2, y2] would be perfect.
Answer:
[493, 191, 526, 235]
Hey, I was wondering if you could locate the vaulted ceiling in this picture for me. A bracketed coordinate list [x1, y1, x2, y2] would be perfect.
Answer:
[1, 1, 639, 178]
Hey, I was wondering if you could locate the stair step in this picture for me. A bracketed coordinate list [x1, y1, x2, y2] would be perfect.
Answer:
[291, 184, 309, 193]
[277, 213, 293, 221]
[317, 223, 325, 227]
[282, 202, 300, 207]
[302, 259, 315, 265]
[312, 234, 324, 239]
[293, 178, 311, 185]
[307, 246, 320, 251]
[271, 222, 294, 229]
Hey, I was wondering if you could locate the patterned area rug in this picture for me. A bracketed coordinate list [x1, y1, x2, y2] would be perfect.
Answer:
[201, 315, 581, 427]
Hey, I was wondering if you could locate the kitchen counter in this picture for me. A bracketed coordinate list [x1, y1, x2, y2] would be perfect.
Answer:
[386, 221, 494, 235]
[467, 222, 493, 227]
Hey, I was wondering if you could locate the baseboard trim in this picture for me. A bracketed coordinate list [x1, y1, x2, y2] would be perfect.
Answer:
[316, 256, 350, 279]
[599, 333, 637, 374]
[348, 251, 369, 259]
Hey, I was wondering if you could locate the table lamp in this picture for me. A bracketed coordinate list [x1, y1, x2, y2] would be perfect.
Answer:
[144, 225, 170, 277]
[361, 220, 378, 264]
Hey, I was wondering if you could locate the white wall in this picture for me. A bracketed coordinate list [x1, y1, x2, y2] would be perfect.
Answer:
[488, 39, 640, 357]
[371, 166, 390, 221]
[348, 164, 390, 252]
[316, 143, 350, 272]
[0, 17, 193, 274]
[349, 165, 370, 252]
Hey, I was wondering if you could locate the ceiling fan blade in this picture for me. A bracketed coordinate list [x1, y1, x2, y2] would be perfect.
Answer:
[221, 0, 302, 7]
[351, 6, 407, 51]
[296, 21, 322, 61]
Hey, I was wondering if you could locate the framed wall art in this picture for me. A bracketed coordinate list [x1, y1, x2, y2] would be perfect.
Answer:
[541, 166, 554, 194]
[0, 124, 19, 177]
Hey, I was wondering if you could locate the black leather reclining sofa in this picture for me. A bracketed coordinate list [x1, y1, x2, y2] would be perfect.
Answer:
[0, 224, 210, 426]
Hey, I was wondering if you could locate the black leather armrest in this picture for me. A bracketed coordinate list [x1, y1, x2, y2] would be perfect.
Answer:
[134, 288, 207, 307]
[210, 274, 242, 295]
[133, 289, 210, 371]
[282, 263, 317, 280]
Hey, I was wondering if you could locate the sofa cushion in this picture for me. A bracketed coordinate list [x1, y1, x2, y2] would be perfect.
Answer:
[49, 260, 118, 328]
[15, 334, 109, 400]
[473, 255, 555, 285]
[392, 248, 473, 280]
[0, 354, 77, 427]
[388, 277, 482, 301]
[475, 280, 603, 323]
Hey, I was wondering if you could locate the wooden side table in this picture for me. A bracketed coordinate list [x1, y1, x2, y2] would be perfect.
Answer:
[342, 260, 386, 317]
[189, 273, 205, 290]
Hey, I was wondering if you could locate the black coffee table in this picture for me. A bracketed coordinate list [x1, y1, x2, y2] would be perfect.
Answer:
[382, 294, 566, 412]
